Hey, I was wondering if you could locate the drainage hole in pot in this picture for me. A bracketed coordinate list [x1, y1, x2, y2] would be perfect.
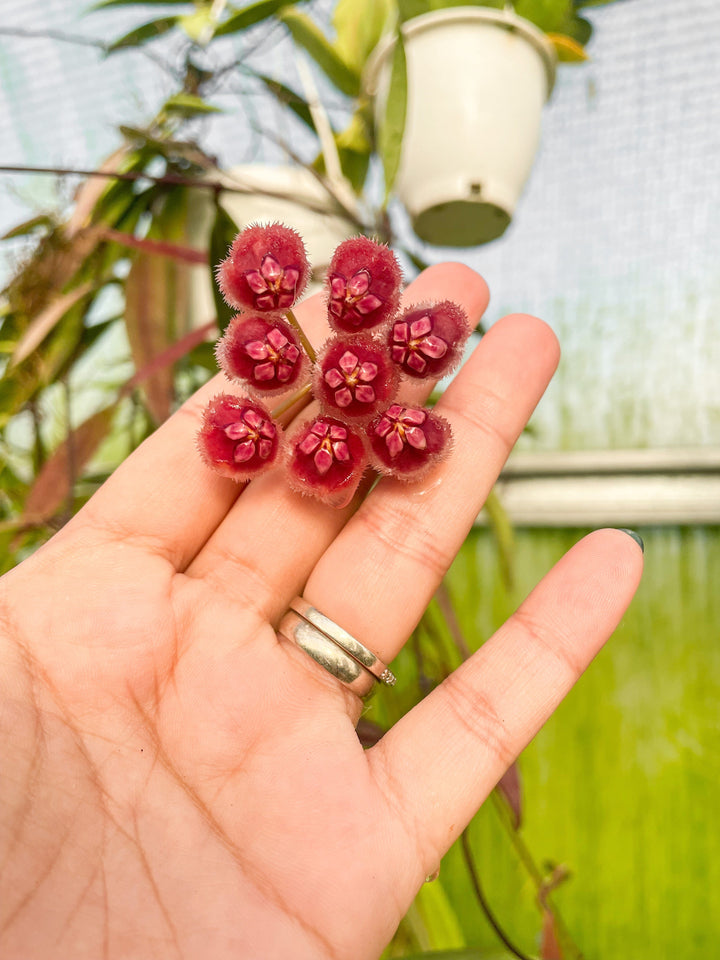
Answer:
[469, 182, 482, 196]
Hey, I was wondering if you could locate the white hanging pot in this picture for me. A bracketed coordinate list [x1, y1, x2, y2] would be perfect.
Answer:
[365, 8, 557, 246]
[186, 165, 357, 327]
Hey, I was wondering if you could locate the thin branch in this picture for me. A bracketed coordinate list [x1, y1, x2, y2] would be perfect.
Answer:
[0, 25, 107, 51]
[254, 131, 369, 232]
[0, 26, 181, 82]
[0, 164, 225, 192]
[491, 792, 584, 959]
[460, 830, 537, 960]
[283, 308, 316, 364]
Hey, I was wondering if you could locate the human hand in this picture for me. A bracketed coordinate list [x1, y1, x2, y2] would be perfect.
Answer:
[0, 263, 642, 959]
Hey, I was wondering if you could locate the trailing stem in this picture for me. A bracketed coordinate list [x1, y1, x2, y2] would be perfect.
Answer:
[460, 829, 536, 960]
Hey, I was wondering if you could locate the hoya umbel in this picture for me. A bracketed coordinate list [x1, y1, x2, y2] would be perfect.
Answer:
[200, 223, 469, 503]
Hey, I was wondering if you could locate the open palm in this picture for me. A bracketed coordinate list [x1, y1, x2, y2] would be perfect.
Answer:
[0, 264, 642, 959]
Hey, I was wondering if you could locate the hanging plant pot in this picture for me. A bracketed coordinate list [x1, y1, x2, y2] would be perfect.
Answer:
[365, 8, 557, 247]
[186, 165, 357, 328]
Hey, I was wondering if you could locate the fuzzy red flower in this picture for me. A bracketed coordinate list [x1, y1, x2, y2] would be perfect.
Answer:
[286, 416, 367, 506]
[314, 335, 398, 422]
[198, 394, 281, 481]
[217, 223, 310, 312]
[326, 236, 402, 333]
[215, 314, 308, 395]
[389, 300, 469, 380]
[367, 404, 452, 480]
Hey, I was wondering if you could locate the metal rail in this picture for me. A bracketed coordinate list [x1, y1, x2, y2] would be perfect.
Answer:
[486, 447, 720, 526]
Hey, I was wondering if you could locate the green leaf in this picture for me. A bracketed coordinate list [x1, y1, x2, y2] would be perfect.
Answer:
[278, 8, 361, 98]
[378, 28, 407, 202]
[209, 203, 240, 334]
[106, 16, 180, 53]
[2, 215, 55, 241]
[163, 92, 222, 116]
[483, 488, 515, 590]
[563, 13, 593, 44]
[214, 0, 290, 37]
[332, 0, 393, 74]
[91, 0, 189, 9]
[515, 0, 588, 35]
[124, 253, 176, 423]
[313, 102, 374, 193]
[574, 0, 624, 7]
[397, 0, 503, 22]
[412, 881, 466, 951]
[186, 340, 217, 372]
[400, 950, 504, 959]
[257, 75, 314, 129]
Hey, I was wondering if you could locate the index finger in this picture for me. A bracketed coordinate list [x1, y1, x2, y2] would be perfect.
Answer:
[60, 289, 333, 568]
[369, 528, 643, 883]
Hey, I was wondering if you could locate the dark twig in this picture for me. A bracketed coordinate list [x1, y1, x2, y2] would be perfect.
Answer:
[491, 793, 584, 959]
[0, 164, 234, 193]
[460, 830, 536, 960]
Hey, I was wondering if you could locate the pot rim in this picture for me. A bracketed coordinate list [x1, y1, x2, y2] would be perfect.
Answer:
[364, 6, 557, 98]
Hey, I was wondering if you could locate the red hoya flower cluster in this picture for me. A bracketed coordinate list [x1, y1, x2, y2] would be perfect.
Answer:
[198, 224, 470, 505]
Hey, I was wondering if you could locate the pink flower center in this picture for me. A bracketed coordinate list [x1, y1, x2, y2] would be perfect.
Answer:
[245, 254, 301, 311]
[328, 269, 383, 326]
[244, 325, 301, 383]
[297, 421, 351, 476]
[373, 404, 428, 458]
[223, 407, 277, 463]
[391, 315, 448, 374]
[323, 349, 379, 408]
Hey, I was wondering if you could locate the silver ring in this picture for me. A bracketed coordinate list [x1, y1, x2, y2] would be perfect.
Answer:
[277, 598, 396, 697]
[289, 597, 396, 687]
[278, 610, 377, 697]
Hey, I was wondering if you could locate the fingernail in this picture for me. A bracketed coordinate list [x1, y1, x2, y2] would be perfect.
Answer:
[617, 528, 644, 553]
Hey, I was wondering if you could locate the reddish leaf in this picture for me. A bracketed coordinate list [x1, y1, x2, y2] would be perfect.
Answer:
[9, 282, 94, 368]
[540, 909, 564, 960]
[123, 321, 216, 394]
[23, 406, 116, 522]
[102, 227, 208, 264]
[496, 761, 522, 829]
[124, 253, 175, 423]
